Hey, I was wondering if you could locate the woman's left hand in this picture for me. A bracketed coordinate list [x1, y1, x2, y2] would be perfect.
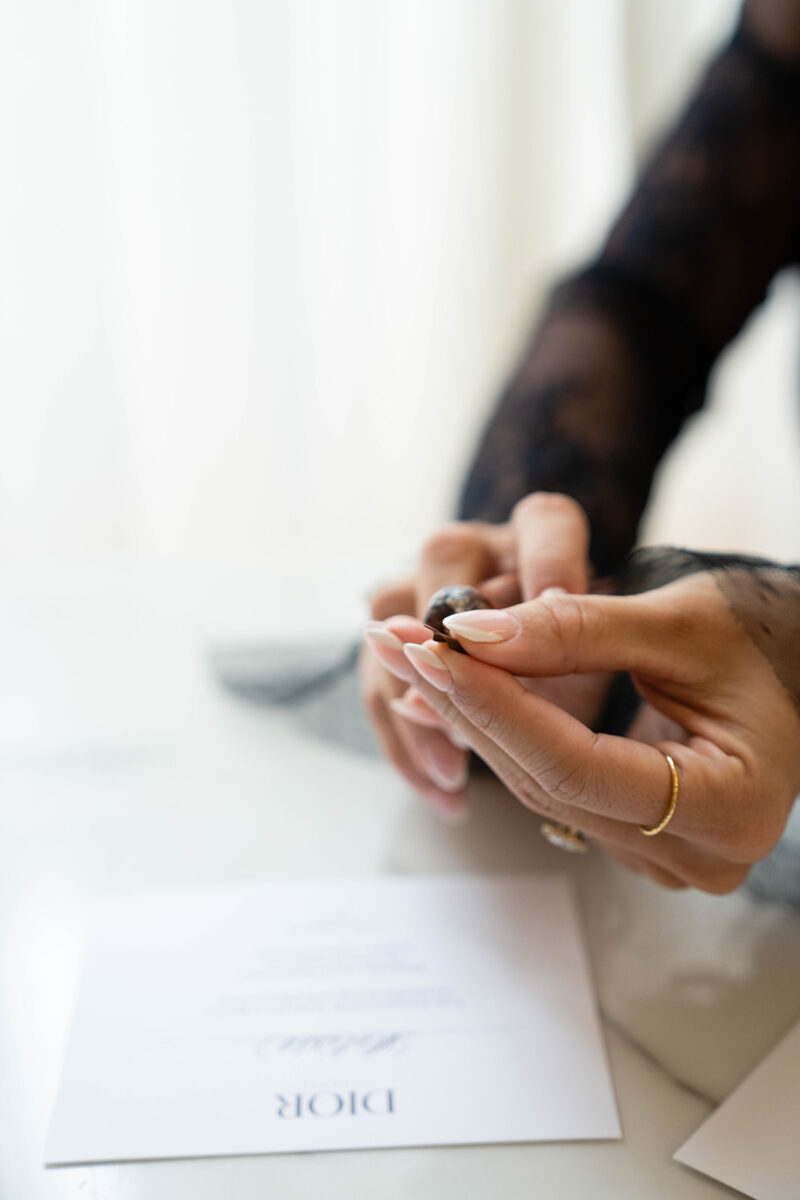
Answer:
[380, 570, 800, 893]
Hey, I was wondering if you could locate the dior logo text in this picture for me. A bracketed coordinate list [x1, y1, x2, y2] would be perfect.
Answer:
[274, 1089, 395, 1118]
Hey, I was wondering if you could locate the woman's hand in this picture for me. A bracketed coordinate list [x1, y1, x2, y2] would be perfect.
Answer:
[381, 571, 800, 893]
[359, 493, 610, 821]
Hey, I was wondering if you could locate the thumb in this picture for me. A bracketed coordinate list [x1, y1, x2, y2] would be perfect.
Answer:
[440, 587, 700, 681]
[511, 492, 590, 599]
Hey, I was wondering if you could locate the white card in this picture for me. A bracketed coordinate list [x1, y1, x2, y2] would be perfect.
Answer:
[45, 873, 620, 1164]
[675, 1017, 800, 1200]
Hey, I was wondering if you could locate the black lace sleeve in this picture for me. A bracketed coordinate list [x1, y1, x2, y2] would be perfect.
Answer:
[619, 546, 800, 705]
[459, 1, 800, 577]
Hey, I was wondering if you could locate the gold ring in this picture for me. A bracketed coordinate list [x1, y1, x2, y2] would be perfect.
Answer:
[640, 751, 679, 836]
[540, 822, 588, 854]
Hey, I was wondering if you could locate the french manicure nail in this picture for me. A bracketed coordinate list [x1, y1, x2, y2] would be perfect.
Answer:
[389, 696, 443, 728]
[364, 623, 403, 650]
[403, 643, 453, 691]
[364, 624, 416, 682]
[417, 741, 468, 792]
[390, 698, 471, 750]
[441, 609, 517, 643]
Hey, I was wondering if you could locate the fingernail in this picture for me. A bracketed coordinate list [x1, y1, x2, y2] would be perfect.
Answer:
[403, 643, 453, 691]
[389, 696, 442, 728]
[442, 609, 517, 643]
[539, 586, 568, 599]
[392, 699, 470, 749]
[364, 623, 402, 650]
[364, 624, 415, 682]
[417, 740, 468, 792]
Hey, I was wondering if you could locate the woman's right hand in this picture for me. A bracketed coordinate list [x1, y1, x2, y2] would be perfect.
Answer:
[359, 492, 611, 822]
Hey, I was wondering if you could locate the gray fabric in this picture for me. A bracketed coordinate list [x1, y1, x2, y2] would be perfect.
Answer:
[747, 809, 800, 910]
[209, 638, 380, 756]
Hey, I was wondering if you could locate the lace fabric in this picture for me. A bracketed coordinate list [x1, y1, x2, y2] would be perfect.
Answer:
[459, 4, 800, 577]
[616, 547, 800, 715]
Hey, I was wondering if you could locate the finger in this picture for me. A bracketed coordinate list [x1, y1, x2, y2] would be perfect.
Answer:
[390, 687, 446, 729]
[511, 492, 590, 599]
[368, 578, 416, 620]
[390, 686, 462, 737]
[518, 669, 612, 727]
[364, 614, 443, 683]
[439, 580, 726, 683]
[380, 617, 473, 749]
[364, 615, 471, 779]
[361, 628, 469, 789]
[401, 647, 752, 889]
[364, 619, 422, 686]
[416, 523, 504, 618]
[401, 638, 751, 853]
[478, 572, 522, 610]
[370, 694, 468, 821]
[393, 715, 470, 796]
[401, 646, 748, 887]
[384, 615, 433, 642]
[367, 654, 469, 792]
[358, 649, 468, 820]
[390, 697, 471, 750]
[363, 577, 421, 683]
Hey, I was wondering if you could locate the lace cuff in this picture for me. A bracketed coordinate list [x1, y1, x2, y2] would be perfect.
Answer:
[617, 547, 800, 712]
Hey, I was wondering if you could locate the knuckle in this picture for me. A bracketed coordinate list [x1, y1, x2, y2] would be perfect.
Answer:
[533, 755, 587, 806]
[512, 491, 587, 529]
[695, 864, 750, 895]
[518, 782, 555, 818]
[537, 593, 596, 673]
[501, 761, 556, 817]
[420, 523, 483, 567]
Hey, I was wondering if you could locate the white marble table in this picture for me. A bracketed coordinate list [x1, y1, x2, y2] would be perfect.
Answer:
[2, 558, 799, 1199]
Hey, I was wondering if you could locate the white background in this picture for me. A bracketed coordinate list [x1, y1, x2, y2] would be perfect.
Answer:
[4, 0, 800, 575]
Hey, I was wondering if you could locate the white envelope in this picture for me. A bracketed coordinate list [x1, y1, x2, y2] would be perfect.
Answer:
[675, 1016, 800, 1200]
[45, 873, 620, 1164]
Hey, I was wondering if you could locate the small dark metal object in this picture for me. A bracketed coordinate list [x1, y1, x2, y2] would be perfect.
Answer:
[423, 585, 492, 653]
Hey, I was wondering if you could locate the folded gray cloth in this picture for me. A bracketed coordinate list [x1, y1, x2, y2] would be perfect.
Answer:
[208, 638, 379, 756]
[747, 829, 800, 910]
